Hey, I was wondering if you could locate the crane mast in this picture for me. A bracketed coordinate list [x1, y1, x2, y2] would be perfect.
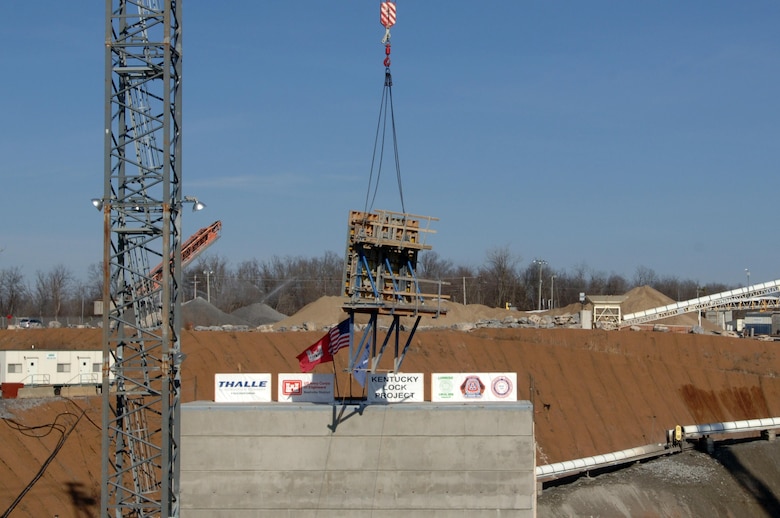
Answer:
[100, 1, 183, 516]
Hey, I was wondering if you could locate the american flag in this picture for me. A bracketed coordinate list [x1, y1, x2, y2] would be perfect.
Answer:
[327, 319, 351, 356]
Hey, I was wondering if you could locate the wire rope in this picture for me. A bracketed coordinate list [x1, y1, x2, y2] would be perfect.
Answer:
[364, 69, 406, 215]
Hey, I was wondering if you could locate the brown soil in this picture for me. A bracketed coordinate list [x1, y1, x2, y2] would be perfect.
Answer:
[0, 289, 776, 517]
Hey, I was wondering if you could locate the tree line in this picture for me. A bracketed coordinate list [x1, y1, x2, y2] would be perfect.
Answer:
[0, 247, 733, 326]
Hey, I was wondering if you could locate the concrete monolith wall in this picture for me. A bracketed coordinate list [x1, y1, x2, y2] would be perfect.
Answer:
[180, 402, 536, 517]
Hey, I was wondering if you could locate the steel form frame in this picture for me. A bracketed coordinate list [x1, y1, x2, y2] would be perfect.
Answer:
[346, 310, 423, 374]
[100, 1, 183, 516]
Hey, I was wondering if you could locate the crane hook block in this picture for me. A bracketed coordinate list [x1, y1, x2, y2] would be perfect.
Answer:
[380, 1, 397, 29]
[384, 43, 392, 67]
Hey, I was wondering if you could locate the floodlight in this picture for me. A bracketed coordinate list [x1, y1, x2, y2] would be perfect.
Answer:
[184, 196, 206, 212]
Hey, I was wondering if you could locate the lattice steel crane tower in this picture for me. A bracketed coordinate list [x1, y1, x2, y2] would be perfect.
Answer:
[98, 1, 186, 516]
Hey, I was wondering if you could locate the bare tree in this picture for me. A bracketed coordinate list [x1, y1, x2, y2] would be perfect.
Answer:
[0, 248, 746, 320]
[417, 251, 454, 280]
[34, 264, 74, 321]
[84, 262, 104, 303]
[480, 246, 522, 309]
[449, 265, 478, 305]
[633, 265, 659, 287]
[0, 267, 28, 325]
[222, 259, 265, 312]
[604, 273, 629, 295]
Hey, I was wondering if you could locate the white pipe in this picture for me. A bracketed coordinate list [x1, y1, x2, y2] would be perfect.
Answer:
[536, 443, 666, 478]
[680, 417, 780, 438]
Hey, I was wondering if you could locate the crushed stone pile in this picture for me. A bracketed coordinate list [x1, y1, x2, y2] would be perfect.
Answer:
[182, 297, 285, 330]
[231, 303, 287, 327]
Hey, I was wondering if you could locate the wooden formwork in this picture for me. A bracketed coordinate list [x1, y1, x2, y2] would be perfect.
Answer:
[341, 209, 447, 316]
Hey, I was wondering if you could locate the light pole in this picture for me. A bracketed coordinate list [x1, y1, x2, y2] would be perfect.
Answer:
[550, 275, 556, 309]
[203, 270, 214, 303]
[745, 268, 750, 288]
[533, 259, 546, 310]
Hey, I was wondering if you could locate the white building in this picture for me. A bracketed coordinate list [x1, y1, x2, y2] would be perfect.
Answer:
[1, 350, 108, 387]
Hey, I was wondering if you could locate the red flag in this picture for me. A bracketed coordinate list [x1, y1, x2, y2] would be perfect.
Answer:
[296, 335, 333, 373]
[296, 319, 351, 372]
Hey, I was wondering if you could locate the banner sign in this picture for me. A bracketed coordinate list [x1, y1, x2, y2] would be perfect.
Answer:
[215, 373, 272, 402]
[367, 373, 424, 403]
[431, 372, 517, 402]
[277, 373, 334, 403]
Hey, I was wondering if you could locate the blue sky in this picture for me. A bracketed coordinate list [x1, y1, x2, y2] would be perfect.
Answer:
[1, 1, 778, 287]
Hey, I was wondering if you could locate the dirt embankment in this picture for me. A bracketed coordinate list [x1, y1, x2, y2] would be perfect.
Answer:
[0, 308, 778, 516]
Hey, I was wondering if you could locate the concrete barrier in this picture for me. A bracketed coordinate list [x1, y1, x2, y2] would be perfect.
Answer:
[17, 386, 55, 398]
[60, 385, 100, 397]
[181, 402, 536, 517]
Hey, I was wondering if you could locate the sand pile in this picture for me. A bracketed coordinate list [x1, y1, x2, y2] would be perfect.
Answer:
[271, 296, 353, 331]
[621, 285, 719, 330]
[622, 285, 677, 314]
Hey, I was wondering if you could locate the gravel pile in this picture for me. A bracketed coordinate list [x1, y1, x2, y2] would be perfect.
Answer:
[182, 297, 286, 330]
[635, 452, 718, 483]
[231, 303, 287, 326]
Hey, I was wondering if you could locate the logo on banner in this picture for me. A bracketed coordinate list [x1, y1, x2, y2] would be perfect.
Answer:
[215, 373, 272, 402]
[306, 345, 325, 362]
[282, 379, 303, 396]
[491, 375, 513, 398]
[460, 375, 485, 398]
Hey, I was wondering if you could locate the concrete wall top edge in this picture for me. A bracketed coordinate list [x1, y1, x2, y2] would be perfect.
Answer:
[183, 401, 533, 412]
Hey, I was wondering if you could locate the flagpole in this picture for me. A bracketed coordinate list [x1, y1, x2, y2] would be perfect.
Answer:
[331, 358, 341, 400]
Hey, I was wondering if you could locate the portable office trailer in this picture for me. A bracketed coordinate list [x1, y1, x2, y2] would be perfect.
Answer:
[0, 350, 108, 386]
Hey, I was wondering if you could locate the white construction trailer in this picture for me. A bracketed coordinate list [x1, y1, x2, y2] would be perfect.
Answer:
[0, 350, 108, 388]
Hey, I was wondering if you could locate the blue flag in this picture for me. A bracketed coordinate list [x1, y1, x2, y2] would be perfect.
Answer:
[352, 342, 370, 387]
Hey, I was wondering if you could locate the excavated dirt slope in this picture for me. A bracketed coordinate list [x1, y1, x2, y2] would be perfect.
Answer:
[0, 289, 777, 516]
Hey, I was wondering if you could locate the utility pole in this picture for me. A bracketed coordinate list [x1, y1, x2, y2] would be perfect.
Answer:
[550, 275, 556, 309]
[745, 268, 750, 287]
[203, 270, 214, 303]
[533, 259, 546, 311]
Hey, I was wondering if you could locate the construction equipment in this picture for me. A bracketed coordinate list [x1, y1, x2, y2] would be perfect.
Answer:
[340, 2, 448, 378]
[619, 280, 780, 329]
[149, 221, 222, 286]
[100, 2, 185, 516]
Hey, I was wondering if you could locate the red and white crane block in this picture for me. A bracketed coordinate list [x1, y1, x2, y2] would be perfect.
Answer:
[380, 1, 397, 28]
